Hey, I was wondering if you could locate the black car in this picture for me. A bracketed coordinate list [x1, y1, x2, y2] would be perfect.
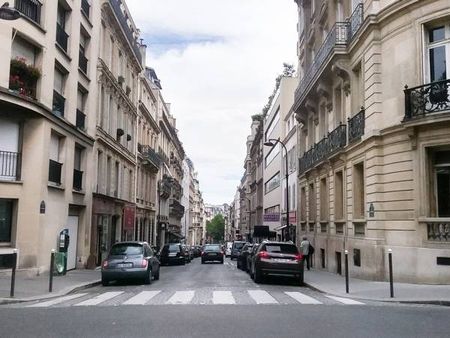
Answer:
[159, 243, 186, 265]
[237, 243, 253, 271]
[247, 244, 260, 274]
[230, 241, 246, 260]
[101, 241, 160, 286]
[201, 244, 224, 264]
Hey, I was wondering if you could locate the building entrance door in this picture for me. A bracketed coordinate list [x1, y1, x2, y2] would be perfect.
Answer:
[66, 216, 79, 270]
[336, 251, 342, 275]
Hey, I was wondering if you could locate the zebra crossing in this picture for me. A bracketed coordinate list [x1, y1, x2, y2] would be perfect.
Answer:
[22, 289, 365, 308]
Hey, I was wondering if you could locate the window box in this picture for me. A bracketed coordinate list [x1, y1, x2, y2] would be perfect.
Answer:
[9, 58, 40, 100]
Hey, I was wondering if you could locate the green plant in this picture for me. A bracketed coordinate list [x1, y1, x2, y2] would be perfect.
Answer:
[9, 58, 41, 97]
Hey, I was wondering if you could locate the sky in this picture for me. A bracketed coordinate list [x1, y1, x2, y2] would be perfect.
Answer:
[126, 0, 298, 204]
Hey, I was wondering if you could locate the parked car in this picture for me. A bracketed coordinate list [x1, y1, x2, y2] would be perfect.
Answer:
[225, 242, 233, 257]
[247, 244, 260, 274]
[159, 243, 186, 266]
[101, 241, 160, 286]
[230, 241, 246, 260]
[237, 243, 253, 271]
[249, 241, 304, 285]
[201, 244, 224, 264]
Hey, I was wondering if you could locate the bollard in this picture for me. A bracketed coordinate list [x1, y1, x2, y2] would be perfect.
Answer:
[10, 249, 17, 298]
[49, 249, 55, 293]
[388, 249, 394, 298]
[344, 250, 349, 294]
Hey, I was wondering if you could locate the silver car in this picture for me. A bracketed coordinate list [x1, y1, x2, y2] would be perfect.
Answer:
[101, 241, 160, 286]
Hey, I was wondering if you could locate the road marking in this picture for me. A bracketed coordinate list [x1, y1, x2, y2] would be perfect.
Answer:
[285, 291, 322, 304]
[248, 290, 278, 304]
[325, 295, 365, 305]
[123, 291, 161, 305]
[166, 291, 195, 304]
[74, 291, 124, 306]
[27, 293, 88, 308]
[212, 291, 235, 304]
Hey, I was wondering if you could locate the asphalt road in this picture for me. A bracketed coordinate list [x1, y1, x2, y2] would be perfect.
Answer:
[1, 257, 449, 338]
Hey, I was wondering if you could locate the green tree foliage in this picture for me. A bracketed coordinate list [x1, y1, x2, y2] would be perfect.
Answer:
[206, 214, 225, 242]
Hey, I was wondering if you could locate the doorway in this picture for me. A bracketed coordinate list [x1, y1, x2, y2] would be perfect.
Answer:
[336, 251, 342, 275]
[66, 216, 79, 270]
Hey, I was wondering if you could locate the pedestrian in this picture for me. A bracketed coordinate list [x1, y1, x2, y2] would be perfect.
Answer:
[300, 236, 312, 270]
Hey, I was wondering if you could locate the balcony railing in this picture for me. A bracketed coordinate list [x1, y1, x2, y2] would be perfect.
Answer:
[76, 109, 86, 130]
[404, 79, 450, 121]
[348, 107, 365, 144]
[159, 178, 172, 199]
[15, 0, 42, 24]
[294, 4, 364, 104]
[56, 23, 69, 51]
[81, 0, 90, 18]
[299, 124, 347, 174]
[141, 145, 161, 170]
[49, 159, 62, 184]
[52, 90, 65, 117]
[73, 169, 83, 191]
[79, 51, 88, 74]
[426, 220, 450, 242]
[0, 151, 21, 181]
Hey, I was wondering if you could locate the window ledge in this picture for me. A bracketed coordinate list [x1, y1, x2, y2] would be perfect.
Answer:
[55, 43, 72, 62]
[19, 16, 46, 34]
[78, 68, 90, 82]
[0, 180, 23, 185]
[73, 189, 85, 195]
[48, 182, 65, 191]
[81, 11, 93, 28]
[353, 219, 366, 223]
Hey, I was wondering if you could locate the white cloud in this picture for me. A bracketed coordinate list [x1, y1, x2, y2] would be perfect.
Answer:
[126, 0, 298, 204]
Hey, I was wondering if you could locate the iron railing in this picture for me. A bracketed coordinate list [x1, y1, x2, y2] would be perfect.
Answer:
[0, 151, 21, 180]
[79, 51, 88, 74]
[404, 79, 450, 120]
[348, 3, 364, 40]
[159, 177, 172, 199]
[170, 199, 185, 218]
[81, 0, 90, 18]
[427, 221, 450, 242]
[15, 0, 42, 24]
[52, 90, 65, 117]
[48, 159, 62, 184]
[73, 169, 83, 191]
[348, 107, 365, 143]
[141, 145, 161, 170]
[76, 109, 86, 130]
[56, 23, 69, 51]
[299, 124, 347, 174]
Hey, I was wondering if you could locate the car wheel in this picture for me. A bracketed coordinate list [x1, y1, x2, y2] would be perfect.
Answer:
[101, 277, 109, 286]
[154, 267, 160, 280]
[144, 269, 152, 285]
[201, 259, 205, 264]
[254, 267, 262, 283]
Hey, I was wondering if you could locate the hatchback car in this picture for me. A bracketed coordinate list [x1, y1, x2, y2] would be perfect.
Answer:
[101, 241, 160, 286]
[250, 241, 304, 284]
[230, 241, 246, 260]
[159, 243, 186, 265]
[201, 244, 224, 264]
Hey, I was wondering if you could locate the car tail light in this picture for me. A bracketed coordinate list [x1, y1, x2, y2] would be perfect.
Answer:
[257, 251, 269, 259]
[141, 259, 148, 268]
[295, 254, 303, 262]
[102, 260, 108, 268]
[201, 251, 205, 256]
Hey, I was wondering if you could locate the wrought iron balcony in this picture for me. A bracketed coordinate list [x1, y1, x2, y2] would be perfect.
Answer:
[348, 107, 365, 144]
[52, 90, 65, 117]
[141, 145, 161, 171]
[159, 176, 172, 199]
[76, 109, 86, 130]
[79, 51, 88, 74]
[48, 159, 62, 184]
[56, 23, 69, 52]
[404, 79, 450, 121]
[81, 0, 90, 18]
[299, 124, 347, 175]
[0, 151, 21, 181]
[426, 220, 450, 242]
[170, 199, 185, 219]
[15, 0, 42, 24]
[294, 4, 364, 105]
[73, 169, 83, 191]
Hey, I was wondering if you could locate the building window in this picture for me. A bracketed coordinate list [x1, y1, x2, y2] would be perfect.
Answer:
[334, 170, 344, 220]
[265, 172, 280, 194]
[429, 149, 450, 217]
[265, 143, 280, 167]
[56, 3, 69, 52]
[353, 248, 361, 267]
[97, 151, 103, 193]
[308, 182, 316, 222]
[53, 67, 66, 117]
[320, 177, 328, 221]
[106, 156, 112, 196]
[353, 162, 365, 219]
[300, 187, 307, 222]
[0, 200, 13, 243]
[265, 106, 280, 141]
[0, 118, 21, 181]
[426, 23, 450, 82]
[49, 132, 63, 185]
[73, 145, 83, 191]
[79, 31, 89, 74]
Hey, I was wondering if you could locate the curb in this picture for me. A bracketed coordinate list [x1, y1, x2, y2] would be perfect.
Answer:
[303, 281, 450, 306]
[0, 280, 101, 305]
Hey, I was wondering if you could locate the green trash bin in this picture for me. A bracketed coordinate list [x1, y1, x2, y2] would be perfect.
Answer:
[54, 252, 66, 276]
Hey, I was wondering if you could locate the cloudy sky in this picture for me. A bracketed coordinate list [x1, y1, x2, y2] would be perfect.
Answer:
[126, 0, 298, 204]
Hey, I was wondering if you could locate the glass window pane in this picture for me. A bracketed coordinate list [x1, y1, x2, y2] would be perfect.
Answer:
[0, 200, 13, 242]
[429, 26, 445, 43]
[429, 46, 447, 82]
[437, 169, 450, 217]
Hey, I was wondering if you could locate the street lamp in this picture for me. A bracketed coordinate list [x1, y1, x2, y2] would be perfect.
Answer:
[264, 138, 290, 242]
[0, 3, 21, 21]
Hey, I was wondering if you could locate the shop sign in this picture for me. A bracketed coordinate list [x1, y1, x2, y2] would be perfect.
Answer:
[264, 213, 280, 222]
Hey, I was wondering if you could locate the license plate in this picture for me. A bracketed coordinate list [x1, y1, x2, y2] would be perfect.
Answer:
[169, 253, 177, 257]
[117, 263, 132, 268]
[273, 258, 291, 263]
[208, 253, 217, 256]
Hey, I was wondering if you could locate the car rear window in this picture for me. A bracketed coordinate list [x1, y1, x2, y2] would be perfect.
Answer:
[204, 245, 221, 251]
[263, 244, 298, 254]
[162, 244, 180, 253]
[233, 242, 245, 249]
[110, 244, 143, 256]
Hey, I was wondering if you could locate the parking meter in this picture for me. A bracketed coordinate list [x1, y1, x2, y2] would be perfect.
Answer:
[57, 229, 69, 275]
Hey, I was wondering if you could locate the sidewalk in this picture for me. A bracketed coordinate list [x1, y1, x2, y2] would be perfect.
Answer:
[304, 268, 450, 305]
[0, 269, 101, 304]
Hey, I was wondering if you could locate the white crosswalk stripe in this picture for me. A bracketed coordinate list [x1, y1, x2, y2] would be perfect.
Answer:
[248, 290, 278, 304]
[74, 291, 124, 306]
[212, 291, 235, 304]
[166, 291, 195, 304]
[27, 293, 88, 308]
[325, 295, 365, 305]
[123, 291, 161, 305]
[285, 291, 323, 304]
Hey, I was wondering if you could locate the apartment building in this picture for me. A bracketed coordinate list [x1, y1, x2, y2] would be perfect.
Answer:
[293, 0, 450, 283]
[180, 158, 192, 241]
[189, 172, 204, 245]
[0, 0, 99, 272]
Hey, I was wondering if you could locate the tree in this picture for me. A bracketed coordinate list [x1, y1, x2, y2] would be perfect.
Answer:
[206, 214, 225, 242]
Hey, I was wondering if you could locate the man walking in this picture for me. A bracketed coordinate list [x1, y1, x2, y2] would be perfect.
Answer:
[300, 236, 312, 270]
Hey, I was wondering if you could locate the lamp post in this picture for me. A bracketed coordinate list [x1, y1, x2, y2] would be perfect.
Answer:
[0, 3, 21, 21]
[264, 138, 290, 242]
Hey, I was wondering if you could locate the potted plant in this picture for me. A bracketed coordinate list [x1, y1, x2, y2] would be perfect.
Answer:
[9, 57, 41, 98]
